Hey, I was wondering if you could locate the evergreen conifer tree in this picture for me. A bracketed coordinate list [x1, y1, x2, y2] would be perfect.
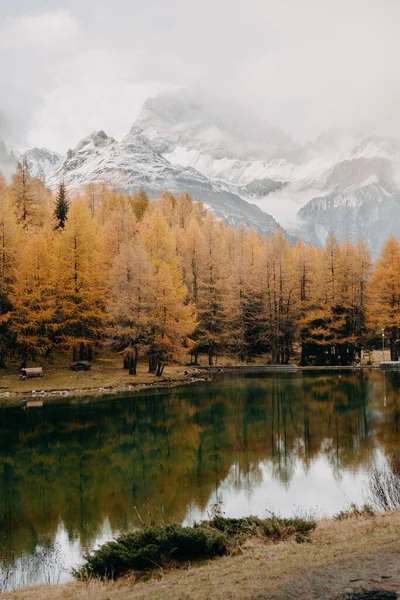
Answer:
[54, 181, 69, 229]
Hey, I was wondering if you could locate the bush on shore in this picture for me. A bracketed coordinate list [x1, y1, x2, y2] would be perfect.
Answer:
[203, 514, 316, 542]
[73, 524, 227, 580]
[74, 515, 317, 581]
[334, 503, 375, 521]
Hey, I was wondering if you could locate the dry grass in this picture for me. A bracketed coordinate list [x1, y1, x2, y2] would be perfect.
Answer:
[0, 350, 300, 405]
[0, 359, 195, 404]
[3, 511, 400, 600]
[0, 348, 386, 404]
[0, 350, 273, 404]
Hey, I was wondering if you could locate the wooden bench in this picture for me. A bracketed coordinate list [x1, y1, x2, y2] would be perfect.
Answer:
[20, 367, 43, 379]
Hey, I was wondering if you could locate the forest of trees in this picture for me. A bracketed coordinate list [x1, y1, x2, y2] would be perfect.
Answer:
[0, 159, 399, 370]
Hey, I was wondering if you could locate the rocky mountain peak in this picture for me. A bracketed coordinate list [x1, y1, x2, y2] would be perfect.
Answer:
[131, 87, 298, 161]
[10, 89, 400, 259]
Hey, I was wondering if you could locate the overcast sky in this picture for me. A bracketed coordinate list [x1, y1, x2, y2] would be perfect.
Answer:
[0, 0, 399, 152]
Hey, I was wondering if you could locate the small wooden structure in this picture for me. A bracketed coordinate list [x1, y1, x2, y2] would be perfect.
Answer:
[20, 367, 43, 379]
[201, 365, 298, 374]
[379, 361, 400, 370]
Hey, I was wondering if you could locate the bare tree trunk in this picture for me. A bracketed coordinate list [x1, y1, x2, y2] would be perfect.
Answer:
[148, 353, 157, 373]
[208, 344, 214, 366]
[271, 339, 278, 364]
[300, 339, 307, 366]
[20, 348, 28, 370]
[129, 347, 138, 375]
[156, 362, 165, 376]
[129, 358, 137, 375]
[239, 346, 245, 362]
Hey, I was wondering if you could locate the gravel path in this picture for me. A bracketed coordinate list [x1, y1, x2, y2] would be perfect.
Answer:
[268, 549, 400, 600]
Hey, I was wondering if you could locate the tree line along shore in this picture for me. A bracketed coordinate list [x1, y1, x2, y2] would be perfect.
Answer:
[0, 158, 399, 374]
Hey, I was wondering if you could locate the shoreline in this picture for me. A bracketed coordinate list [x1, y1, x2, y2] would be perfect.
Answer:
[0, 363, 387, 407]
[0, 374, 208, 407]
[2, 510, 400, 599]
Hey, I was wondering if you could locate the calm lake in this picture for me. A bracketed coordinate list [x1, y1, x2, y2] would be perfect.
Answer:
[0, 369, 398, 589]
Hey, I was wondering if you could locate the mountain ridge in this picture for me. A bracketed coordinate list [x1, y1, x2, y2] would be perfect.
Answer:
[48, 128, 281, 237]
[6, 88, 400, 257]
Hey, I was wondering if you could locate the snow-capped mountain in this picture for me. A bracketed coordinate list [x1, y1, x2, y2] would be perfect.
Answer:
[12, 88, 400, 257]
[45, 89, 301, 236]
[131, 88, 298, 161]
[295, 135, 400, 255]
[14, 147, 64, 178]
[49, 130, 281, 236]
[128, 92, 400, 257]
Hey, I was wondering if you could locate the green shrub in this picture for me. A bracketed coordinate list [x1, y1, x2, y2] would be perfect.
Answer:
[74, 515, 317, 581]
[204, 514, 316, 542]
[334, 503, 375, 521]
[74, 524, 227, 580]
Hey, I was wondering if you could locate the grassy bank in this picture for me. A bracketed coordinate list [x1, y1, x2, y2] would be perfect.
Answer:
[73, 515, 316, 581]
[0, 358, 204, 405]
[0, 352, 277, 404]
[0, 347, 389, 406]
[2, 510, 400, 600]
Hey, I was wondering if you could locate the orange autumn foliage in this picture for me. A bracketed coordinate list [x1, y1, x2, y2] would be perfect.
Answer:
[0, 167, 397, 367]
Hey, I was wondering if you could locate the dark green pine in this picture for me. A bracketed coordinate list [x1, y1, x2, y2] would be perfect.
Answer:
[54, 181, 69, 229]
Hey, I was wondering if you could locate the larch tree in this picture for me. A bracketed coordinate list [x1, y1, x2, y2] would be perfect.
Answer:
[293, 240, 316, 365]
[30, 175, 54, 226]
[264, 231, 297, 364]
[299, 236, 343, 365]
[148, 260, 196, 375]
[176, 193, 195, 229]
[9, 156, 36, 225]
[83, 183, 102, 216]
[368, 236, 400, 360]
[223, 224, 248, 361]
[160, 191, 178, 227]
[0, 176, 20, 366]
[102, 195, 137, 263]
[196, 215, 230, 365]
[80, 182, 110, 218]
[180, 217, 207, 364]
[140, 207, 196, 372]
[10, 226, 56, 363]
[107, 239, 154, 374]
[140, 206, 176, 269]
[240, 229, 268, 359]
[53, 201, 106, 360]
[352, 240, 371, 355]
[100, 194, 138, 368]
[336, 241, 371, 362]
[131, 189, 149, 221]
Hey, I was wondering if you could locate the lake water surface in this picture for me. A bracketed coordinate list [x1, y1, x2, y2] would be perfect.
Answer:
[0, 369, 399, 589]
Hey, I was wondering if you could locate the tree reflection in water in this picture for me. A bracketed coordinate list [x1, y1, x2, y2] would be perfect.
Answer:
[0, 369, 398, 587]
